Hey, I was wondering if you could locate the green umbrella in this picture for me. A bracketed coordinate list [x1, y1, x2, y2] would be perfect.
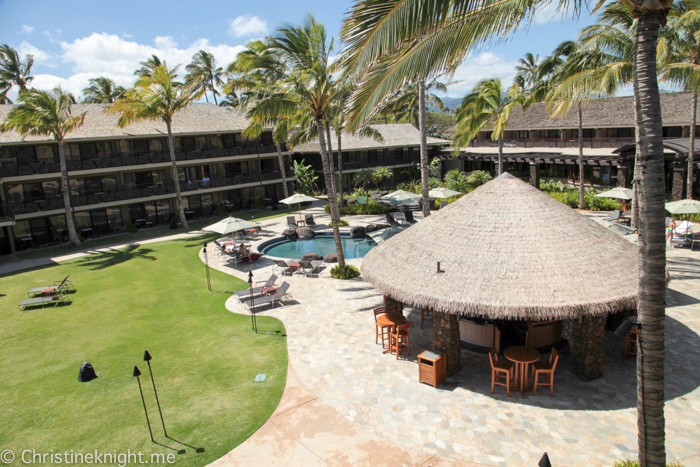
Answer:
[665, 199, 700, 215]
[429, 187, 461, 199]
[594, 187, 633, 200]
[280, 193, 318, 222]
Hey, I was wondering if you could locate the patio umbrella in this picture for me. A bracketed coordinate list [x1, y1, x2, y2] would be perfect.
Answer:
[280, 193, 318, 222]
[665, 199, 700, 215]
[203, 216, 259, 239]
[429, 187, 462, 199]
[380, 190, 421, 218]
[594, 187, 633, 200]
[367, 226, 406, 245]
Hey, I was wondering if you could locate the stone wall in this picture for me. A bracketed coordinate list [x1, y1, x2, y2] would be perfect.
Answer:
[572, 315, 605, 381]
[529, 163, 540, 188]
[384, 295, 403, 315]
[672, 164, 686, 201]
[433, 311, 462, 376]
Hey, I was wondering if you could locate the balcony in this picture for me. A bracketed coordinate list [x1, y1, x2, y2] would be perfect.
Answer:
[0, 203, 14, 224]
[0, 143, 284, 178]
[333, 154, 422, 171]
[468, 138, 635, 149]
[8, 169, 289, 215]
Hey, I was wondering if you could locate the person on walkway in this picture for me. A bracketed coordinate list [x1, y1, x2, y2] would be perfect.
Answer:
[667, 217, 677, 244]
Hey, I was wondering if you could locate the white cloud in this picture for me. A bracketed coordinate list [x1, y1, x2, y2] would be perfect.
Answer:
[532, 1, 566, 25]
[154, 35, 178, 49]
[444, 52, 519, 97]
[17, 42, 57, 67]
[227, 15, 268, 38]
[30, 73, 96, 99]
[122, 32, 133, 39]
[20, 25, 34, 34]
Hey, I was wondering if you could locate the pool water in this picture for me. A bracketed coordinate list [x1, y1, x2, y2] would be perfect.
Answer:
[261, 235, 375, 259]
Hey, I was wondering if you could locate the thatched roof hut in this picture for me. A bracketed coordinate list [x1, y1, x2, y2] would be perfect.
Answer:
[361, 173, 639, 320]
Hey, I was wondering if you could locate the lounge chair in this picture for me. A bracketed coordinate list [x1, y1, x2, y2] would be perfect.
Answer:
[245, 282, 293, 310]
[287, 216, 298, 228]
[20, 291, 71, 311]
[27, 276, 74, 297]
[605, 210, 621, 223]
[440, 201, 449, 209]
[404, 211, 417, 224]
[298, 260, 323, 277]
[385, 213, 399, 227]
[235, 275, 278, 299]
[272, 259, 294, 275]
[304, 214, 316, 226]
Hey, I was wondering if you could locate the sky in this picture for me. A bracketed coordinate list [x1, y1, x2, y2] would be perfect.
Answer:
[0, 0, 604, 102]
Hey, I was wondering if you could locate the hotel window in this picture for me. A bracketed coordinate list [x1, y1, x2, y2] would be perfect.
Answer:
[663, 126, 682, 138]
[97, 141, 113, 156]
[35, 145, 56, 163]
[546, 130, 559, 139]
[608, 128, 633, 138]
[42, 181, 60, 199]
[222, 134, 237, 148]
[0, 147, 17, 165]
[260, 159, 276, 172]
[180, 137, 196, 151]
[368, 150, 378, 162]
[211, 135, 223, 148]
[79, 142, 98, 158]
[148, 138, 163, 151]
[261, 132, 274, 145]
[132, 139, 149, 154]
[101, 175, 118, 192]
[195, 136, 208, 150]
[69, 179, 85, 196]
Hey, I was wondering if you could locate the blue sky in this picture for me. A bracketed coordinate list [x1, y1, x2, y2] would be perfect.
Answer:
[0, 0, 601, 100]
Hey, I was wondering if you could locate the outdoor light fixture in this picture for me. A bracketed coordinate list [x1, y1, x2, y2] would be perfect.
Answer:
[203, 243, 211, 291]
[133, 366, 156, 444]
[248, 271, 257, 332]
[538, 452, 552, 467]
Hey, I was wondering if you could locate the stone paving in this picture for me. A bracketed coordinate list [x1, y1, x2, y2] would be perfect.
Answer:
[209, 211, 700, 466]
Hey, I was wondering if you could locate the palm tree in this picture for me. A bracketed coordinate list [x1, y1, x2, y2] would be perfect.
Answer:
[185, 50, 224, 105]
[380, 79, 448, 125]
[229, 16, 346, 268]
[110, 64, 202, 229]
[341, 2, 673, 463]
[0, 82, 11, 104]
[218, 90, 239, 108]
[453, 78, 522, 176]
[373, 166, 393, 190]
[515, 52, 541, 91]
[82, 77, 126, 103]
[1, 87, 85, 247]
[659, 0, 700, 199]
[0, 44, 34, 93]
[134, 54, 163, 78]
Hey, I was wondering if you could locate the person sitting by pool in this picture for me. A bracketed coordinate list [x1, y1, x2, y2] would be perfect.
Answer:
[238, 243, 262, 261]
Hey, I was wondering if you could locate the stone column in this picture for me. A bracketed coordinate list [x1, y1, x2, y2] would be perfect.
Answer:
[617, 165, 628, 188]
[433, 311, 461, 376]
[672, 163, 686, 201]
[383, 295, 403, 315]
[572, 315, 605, 381]
[437, 159, 444, 182]
[529, 163, 540, 188]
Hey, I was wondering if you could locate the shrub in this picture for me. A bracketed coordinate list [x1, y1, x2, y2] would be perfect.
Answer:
[330, 265, 361, 279]
[329, 219, 349, 227]
[217, 204, 228, 217]
[324, 203, 390, 215]
[126, 218, 139, 233]
[253, 196, 265, 209]
[613, 461, 684, 467]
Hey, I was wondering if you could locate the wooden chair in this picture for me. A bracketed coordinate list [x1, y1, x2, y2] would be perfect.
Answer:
[623, 326, 638, 361]
[489, 347, 513, 396]
[374, 307, 389, 349]
[390, 322, 412, 359]
[421, 307, 434, 329]
[532, 348, 559, 396]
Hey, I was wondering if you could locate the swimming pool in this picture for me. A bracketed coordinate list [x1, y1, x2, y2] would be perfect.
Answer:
[260, 233, 375, 259]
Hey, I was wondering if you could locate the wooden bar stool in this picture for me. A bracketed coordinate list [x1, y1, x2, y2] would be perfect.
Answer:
[390, 322, 412, 358]
[532, 348, 559, 396]
[623, 326, 638, 361]
[421, 307, 434, 329]
[374, 307, 390, 349]
[488, 347, 513, 396]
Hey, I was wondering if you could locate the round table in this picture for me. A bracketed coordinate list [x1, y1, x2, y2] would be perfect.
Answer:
[377, 314, 406, 354]
[504, 346, 541, 397]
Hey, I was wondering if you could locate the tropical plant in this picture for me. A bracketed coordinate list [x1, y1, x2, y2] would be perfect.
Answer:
[467, 170, 493, 187]
[134, 54, 163, 78]
[1, 87, 85, 247]
[218, 90, 239, 108]
[185, 50, 224, 105]
[443, 169, 470, 192]
[658, 0, 700, 199]
[110, 64, 202, 229]
[330, 264, 361, 279]
[342, 1, 672, 462]
[0, 44, 33, 95]
[0, 83, 11, 104]
[372, 166, 393, 190]
[82, 77, 126, 103]
[328, 219, 350, 227]
[291, 159, 318, 195]
[453, 78, 523, 175]
[377, 79, 449, 125]
[353, 168, 375, 190]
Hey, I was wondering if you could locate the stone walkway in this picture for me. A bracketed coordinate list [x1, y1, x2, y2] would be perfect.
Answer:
[206, 213, 700, 467]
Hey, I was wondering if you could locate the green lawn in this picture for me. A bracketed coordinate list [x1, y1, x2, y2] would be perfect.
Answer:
[0, 235, 287, 466]
[16, 205, 301, 261]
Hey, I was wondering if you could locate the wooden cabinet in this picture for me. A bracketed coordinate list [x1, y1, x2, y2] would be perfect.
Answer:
[418, 350, 446, 388]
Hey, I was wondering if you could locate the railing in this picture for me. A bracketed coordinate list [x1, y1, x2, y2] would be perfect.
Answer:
[8, 169, 289, 214]
[0, 203, 14, 221]
[468, 138, 635, 149]
[333, 154, 422, 171]
[0, 143, 283, 177]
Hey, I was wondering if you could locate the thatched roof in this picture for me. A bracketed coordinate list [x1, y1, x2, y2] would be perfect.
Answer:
[361, 173, 640, 320]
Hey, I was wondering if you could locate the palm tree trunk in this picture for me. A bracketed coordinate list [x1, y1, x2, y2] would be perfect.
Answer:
[578, 105, 585, 209]
[325, 121, 337, 200]
[688, 93, 697, 199]
[211, 77, 218, 105]
[635, 16, 667, 467]
[317, 118, 345, 268]
[497, 134, 504, 176]
[632, 32, 641, 230]
[338, 133, 344, 208]
[167, 123, 188, 229]
[57, 140, 81, 248]
[419, 80, 430, 217]
[276, 144, 289, 199]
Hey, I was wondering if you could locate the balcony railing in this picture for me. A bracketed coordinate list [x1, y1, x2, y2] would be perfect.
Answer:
[333, 154, 422, 171]
[468, 137, 635, 149]
[8, 169, 289, 215]
[0, 203, 14, 221]
[0, 143, 284, 177]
